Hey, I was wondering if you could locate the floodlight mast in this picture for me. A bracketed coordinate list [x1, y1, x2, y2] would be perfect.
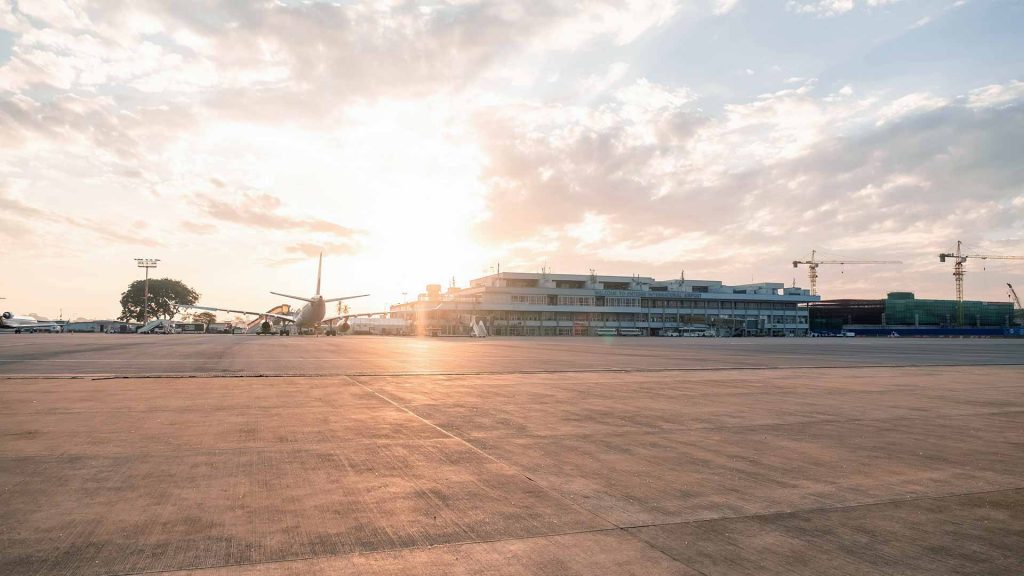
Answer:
[135, 258, 160, 325]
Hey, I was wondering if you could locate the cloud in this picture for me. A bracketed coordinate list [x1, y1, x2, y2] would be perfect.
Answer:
[1, 187, 50, 220]
[285, 242, 359, 258]
[0, 91, 193, 185]
[967, 80, 1024, 109]
[1, 0, 683, 109]
[191, 190, 360, 240]
[786, 0, 903, 17]
[713, 0, 741, 15]
[471, 79, 1024, 288]
[261, 241, 362, 269]
[0, 185, 160, 247]
[1, 0, 1020, 312]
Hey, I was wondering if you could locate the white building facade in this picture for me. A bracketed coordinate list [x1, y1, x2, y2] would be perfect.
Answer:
[390, 272, 818, 337]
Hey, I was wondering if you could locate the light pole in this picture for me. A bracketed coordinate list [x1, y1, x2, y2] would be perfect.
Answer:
[135, 258, 159, 324]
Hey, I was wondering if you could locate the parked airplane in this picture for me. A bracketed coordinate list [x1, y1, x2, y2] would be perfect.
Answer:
[1, 311, 61, 333]
[183, 253, 373, 335]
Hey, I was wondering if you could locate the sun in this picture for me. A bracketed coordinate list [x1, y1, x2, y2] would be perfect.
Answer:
[165, 97, 494, 308]
[320, 98, 492, 300]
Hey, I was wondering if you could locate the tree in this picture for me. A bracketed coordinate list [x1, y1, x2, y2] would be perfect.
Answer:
[118, 278, 199, 322]
[193, 311, 216, 326]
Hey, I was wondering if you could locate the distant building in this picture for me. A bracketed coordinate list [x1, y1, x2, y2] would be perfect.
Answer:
[390, 271, 817, 337]
[63, 320, 140, 333]
[348, 317, 408, 335]
[808, 292, 1014, 332]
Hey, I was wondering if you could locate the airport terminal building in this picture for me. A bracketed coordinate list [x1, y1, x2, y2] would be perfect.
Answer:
[390, 272, 818, 337]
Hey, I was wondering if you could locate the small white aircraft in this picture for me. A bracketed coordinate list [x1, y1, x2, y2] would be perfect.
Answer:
[184, 253, 374, 335]
[1, 311, 61, 333]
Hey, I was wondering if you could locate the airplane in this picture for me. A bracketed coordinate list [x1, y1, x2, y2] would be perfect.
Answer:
[1, 311, 62, 333]
[183, 253, 375, 335]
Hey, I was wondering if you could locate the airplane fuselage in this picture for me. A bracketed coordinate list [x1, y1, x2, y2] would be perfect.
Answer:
[1, 312, 56, 329]
[1, 312, 36, 328]
[292, 297, 327, 329]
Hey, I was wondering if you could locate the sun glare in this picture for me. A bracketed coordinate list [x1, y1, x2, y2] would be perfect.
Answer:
[331, 99, 491, 293]
[155, 97, 493, 308]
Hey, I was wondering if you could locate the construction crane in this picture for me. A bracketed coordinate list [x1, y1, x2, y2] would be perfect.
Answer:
[792, 250, 902, 296]
[938, 241, 1024, 325]
[1009, 284, 1023, 326]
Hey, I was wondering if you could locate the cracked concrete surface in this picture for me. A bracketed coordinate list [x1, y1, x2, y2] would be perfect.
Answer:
[1, 335, 1022, 575]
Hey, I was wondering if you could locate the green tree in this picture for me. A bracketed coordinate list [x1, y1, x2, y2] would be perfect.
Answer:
[118, 278, 199, 322]
[193, 311, 217, 326]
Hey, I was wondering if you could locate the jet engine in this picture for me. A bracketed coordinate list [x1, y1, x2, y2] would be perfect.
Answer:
[2, 312, 12, 320]
[340, 321, 351, 333]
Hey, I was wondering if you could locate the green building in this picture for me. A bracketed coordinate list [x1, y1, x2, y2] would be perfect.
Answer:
[808, 292, 1014, 330]
[884, 292, 1012, 327]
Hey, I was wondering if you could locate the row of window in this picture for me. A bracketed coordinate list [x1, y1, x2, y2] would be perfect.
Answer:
[604, 297, 640, 307]
[397, 310, 809, 322]
[490, 326, 809, 336]
[510, 294, 551, 305]
[485, 294, 799, 309]
[558, 296, 595, 306]
[469, 311, 807, 323]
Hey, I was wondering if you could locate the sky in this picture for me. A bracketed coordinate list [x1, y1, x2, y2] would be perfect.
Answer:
[1, 0, 1023, 320]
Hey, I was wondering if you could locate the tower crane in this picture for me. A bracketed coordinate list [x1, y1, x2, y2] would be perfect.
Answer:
[792, 250, 902, 296]
[938, 241, 1024, 325]
[1010, 283, 1022, 311]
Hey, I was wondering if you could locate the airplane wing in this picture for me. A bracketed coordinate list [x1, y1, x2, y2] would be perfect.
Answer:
[323, 311, 388, 323]
[322, 294, 370, 304]
[183, 304, 295, 323]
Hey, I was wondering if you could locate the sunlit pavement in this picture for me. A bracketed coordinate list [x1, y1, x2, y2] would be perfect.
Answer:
[0, 335, 1022, 575]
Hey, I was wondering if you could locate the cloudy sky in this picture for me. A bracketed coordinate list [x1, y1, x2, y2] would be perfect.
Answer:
[2, 0, 1022, 319]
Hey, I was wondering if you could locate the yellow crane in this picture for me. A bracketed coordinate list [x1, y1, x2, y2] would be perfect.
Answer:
[792, 250, 902, 296]
[938, 241, 1024, 325]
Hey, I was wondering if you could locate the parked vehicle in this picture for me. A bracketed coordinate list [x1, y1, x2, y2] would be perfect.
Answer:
[17, 325, 62, 333]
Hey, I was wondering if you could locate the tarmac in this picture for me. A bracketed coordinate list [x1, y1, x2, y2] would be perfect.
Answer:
[0, 334, 1022, 575]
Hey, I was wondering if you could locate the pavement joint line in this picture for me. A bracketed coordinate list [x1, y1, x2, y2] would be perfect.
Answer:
[619, 485, 1024, 533]
[3, 407, 1021, 454]
[1, 361, 1023, 380]
[3, 342, 1021, 569]
[0, 437, 466, 459]
[101, 525, 630, 576]
[401, 406, 1024, 442]
[4, 401, 1022, 460]
[341, 375, 626, 530]
[89, 487, 1024, 576]
[626, 534, 714, 576]
[341, 380, 721, 576]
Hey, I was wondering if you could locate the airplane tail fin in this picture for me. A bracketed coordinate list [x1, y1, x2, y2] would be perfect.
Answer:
[316, 252, 322, 296]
